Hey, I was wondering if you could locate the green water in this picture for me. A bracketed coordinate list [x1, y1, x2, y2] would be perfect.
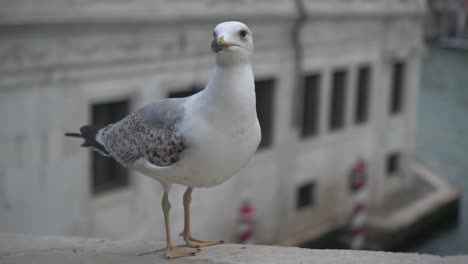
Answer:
[414, 43, 468, 255]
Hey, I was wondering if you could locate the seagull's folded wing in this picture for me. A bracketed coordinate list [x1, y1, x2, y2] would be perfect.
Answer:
[99, 98, 188, 168]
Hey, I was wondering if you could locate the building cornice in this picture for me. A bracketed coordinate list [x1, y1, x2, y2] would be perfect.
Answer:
[0, 0, 425, 26]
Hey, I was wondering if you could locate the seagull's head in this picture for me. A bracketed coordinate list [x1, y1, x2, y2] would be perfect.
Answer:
[211, 21, 253, 66]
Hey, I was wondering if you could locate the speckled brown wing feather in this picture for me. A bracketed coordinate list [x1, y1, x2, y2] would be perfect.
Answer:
[99, 99, 187, 168]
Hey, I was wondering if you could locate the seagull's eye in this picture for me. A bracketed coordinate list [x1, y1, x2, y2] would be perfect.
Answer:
[239, 29, 248, 38]
[213, 31, 217, 38]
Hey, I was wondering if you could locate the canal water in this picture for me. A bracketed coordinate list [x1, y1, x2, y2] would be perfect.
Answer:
[413, 43, 468, 255]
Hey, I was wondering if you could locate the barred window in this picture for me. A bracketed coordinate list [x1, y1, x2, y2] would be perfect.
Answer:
[329, 69, 347, 131]
[301, 74, 321, 138]
[91, 100, 130, 195]
[297, 181, 316, 209]
[355, 65, 371, 124]
[390, 61, 405, 114]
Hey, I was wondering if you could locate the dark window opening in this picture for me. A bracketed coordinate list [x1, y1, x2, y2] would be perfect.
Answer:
[255, 79, 275, 149]
[355, 65, 371, 124]
[386, 152, 400, 176]
[168, 86, 202, 98]
[91, 100, 130, 195]
[390, 61, 405, 114]
[301, 74, 321, 138]
[297, 181, 316, 209]
[329, 69, 347, 131]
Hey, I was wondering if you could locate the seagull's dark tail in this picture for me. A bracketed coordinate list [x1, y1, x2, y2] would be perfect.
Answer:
[64, 132, 82, 138]
[65, 125, 110, 156]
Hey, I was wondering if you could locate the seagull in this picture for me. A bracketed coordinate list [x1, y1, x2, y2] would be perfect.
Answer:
[65, 21, 261, 259]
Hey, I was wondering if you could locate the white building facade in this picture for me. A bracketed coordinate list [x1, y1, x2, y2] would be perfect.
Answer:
[0, 0, 426, 245]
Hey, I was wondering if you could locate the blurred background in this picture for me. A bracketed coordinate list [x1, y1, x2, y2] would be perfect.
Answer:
[0, 0, 466, 256]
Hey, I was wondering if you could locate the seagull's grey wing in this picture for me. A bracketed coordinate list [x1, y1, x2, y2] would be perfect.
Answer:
[99, 98, 187, 168]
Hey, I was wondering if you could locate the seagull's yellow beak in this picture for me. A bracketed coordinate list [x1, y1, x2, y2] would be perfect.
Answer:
[211, 36, 239, 53]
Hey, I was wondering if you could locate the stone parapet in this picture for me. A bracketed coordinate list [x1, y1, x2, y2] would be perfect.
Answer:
[0, 233, 465, 264]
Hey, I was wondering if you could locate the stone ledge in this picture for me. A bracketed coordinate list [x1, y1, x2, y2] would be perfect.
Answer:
[0, 233, 466, 264]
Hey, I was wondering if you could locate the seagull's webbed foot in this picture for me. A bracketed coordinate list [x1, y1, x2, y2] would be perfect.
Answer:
[165, 246, 201, 259]
[184, 236, 224, 248]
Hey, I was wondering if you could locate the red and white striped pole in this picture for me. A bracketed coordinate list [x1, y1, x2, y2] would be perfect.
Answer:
[238, 200, 256, 244]
[349, 160, 367, 249]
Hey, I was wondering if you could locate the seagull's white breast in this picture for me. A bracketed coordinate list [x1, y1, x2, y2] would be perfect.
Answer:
[135, 64, 261, 188]
[172, 111, 260, 187]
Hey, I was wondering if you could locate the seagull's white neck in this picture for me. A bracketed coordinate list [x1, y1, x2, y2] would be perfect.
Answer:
[197, 63, 257, 129]
[206, 63, 254, 97]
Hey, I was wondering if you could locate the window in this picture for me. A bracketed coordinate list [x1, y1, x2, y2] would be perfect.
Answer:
[355, 65, 371, 124]
[386, 152, 400, 176]
[91, 100, 130, 195]
[390, 61, 405, 114]
[297, 181, 316, 209]
[255, 79, 275, 149]
[329, 69, 347, 131]
[301, 74, 321, 138]
[168, 85, 202, 98]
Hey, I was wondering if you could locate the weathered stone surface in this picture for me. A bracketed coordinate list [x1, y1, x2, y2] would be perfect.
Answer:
[0, 233, 465, 264]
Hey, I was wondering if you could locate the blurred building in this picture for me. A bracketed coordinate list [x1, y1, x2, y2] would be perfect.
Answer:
[2, 0, 455, 248]
[426, 0, 468, 39]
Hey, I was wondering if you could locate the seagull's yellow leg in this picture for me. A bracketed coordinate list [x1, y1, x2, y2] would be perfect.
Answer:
[182, 187, 224, 248]
[161, 186, 201, 259]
